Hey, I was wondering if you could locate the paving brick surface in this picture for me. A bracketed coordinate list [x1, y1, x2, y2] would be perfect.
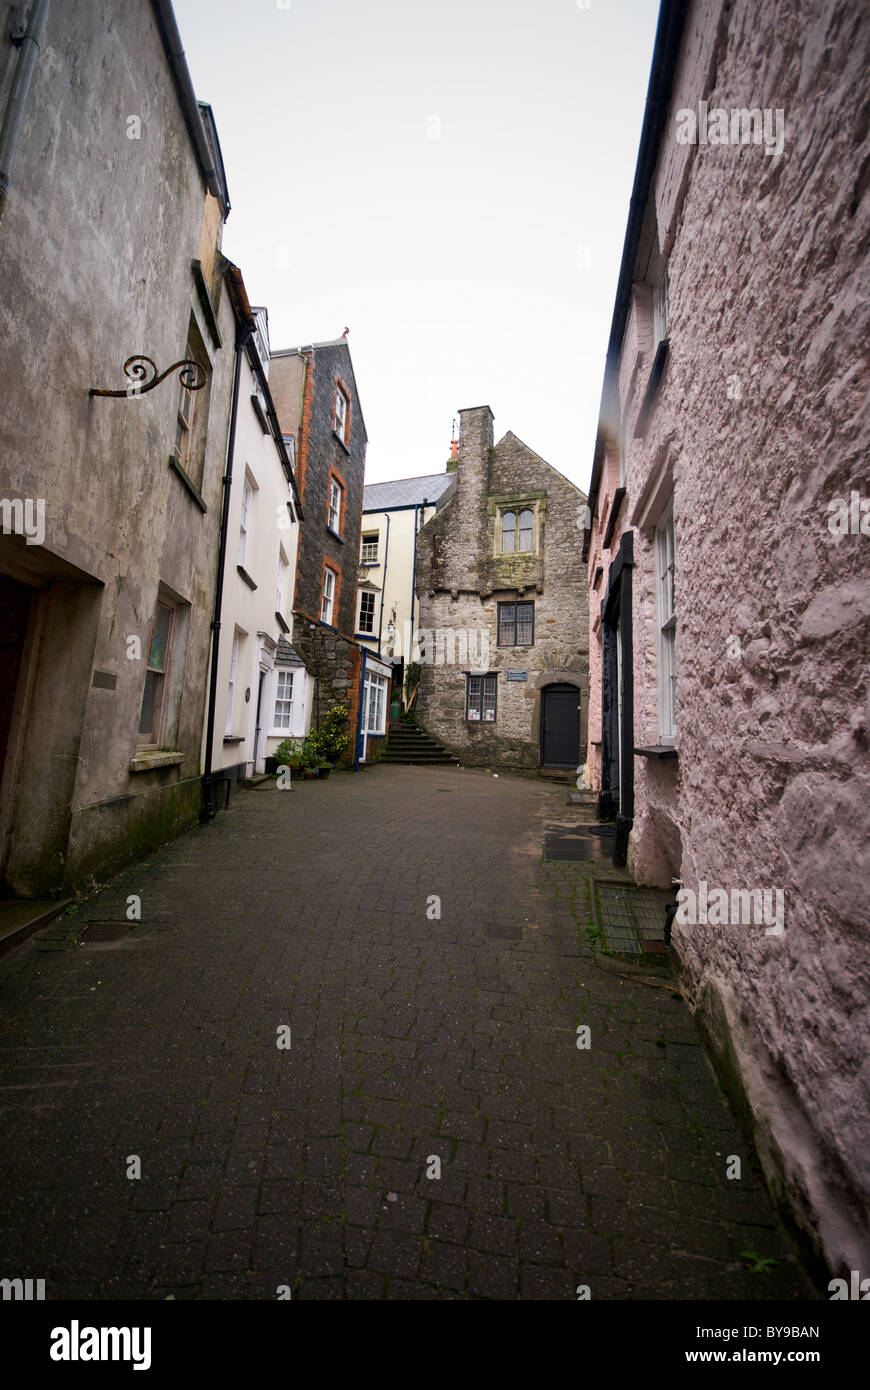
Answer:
[0, 767, 814, 1300]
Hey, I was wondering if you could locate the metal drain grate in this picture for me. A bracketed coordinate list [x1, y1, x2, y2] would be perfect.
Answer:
[597, 885, 669, 955]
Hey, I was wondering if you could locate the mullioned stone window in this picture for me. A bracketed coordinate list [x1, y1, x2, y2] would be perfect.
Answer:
[488, 492, 546, 558]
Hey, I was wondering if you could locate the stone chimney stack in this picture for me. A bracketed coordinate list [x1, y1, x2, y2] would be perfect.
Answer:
[455, 406, 493, 572]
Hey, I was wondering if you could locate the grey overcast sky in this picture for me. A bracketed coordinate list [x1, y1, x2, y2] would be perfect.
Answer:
[172, 0, 660, 492]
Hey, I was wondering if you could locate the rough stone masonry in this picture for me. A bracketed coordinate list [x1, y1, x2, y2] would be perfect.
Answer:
[415, 407, 590, 771]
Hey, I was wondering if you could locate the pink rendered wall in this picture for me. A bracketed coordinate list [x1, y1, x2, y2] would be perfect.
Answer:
[587, 0, 870, 1275]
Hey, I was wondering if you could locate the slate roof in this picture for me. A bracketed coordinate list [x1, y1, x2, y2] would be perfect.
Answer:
[363, 472, 455, 512]
[275, 639, 304, 667]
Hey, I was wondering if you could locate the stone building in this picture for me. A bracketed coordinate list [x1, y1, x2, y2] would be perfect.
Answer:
[269, 338, 389, 764]
[415, 407, 589, 771]
[582, 0, 870, 1277]
[0, 0, 235, 899]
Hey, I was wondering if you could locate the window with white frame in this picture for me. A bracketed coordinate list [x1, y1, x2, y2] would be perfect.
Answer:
[656, 508, 676, 742]
[137, 599, 174, 747]
[239, 477, 253, 565]
[321, 566, 336, 625]
[357, 589, 376, 634]
[466, 674, 497, 722]
[649, 239, 669, 348]
[327, 478, 343, 534]
[273, 669, 294, 732]
[333, 384, 348, 441]
[174, 358, 194, 468]
[364, 671, 387, 735]
[225, 633, 240, 736]
[361, 533, 379, 564]
[653, 268, 669, 347]
[276, 550, 289, 614]
[171, 321, 210, 489]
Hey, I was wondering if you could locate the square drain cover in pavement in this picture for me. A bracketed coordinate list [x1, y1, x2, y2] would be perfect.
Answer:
[598, 885, 670, 954]
[81, 922, 130, 942]
[544, 827, 611, 862]
[486, 922, 523, 940]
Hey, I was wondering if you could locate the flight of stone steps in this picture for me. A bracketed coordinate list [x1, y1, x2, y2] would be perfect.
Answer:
[380, 719, 460, 766]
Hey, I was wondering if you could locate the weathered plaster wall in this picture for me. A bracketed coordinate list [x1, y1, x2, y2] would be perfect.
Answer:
[587, 0, 870, 1274]
[356, 502, 439, 662]
[0, 0, 234, 892]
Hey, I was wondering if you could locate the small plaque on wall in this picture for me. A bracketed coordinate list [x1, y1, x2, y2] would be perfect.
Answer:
[506, 670, 527, 681]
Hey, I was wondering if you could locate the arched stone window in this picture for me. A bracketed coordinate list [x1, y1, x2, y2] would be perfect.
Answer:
[518, 508, 534, 552]
[501, 510, 516, 553]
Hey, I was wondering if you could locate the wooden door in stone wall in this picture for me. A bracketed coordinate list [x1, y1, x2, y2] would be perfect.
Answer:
[541, 683, 580, 768]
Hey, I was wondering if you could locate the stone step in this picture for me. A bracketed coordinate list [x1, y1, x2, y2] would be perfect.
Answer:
[380, 753, 458, 764]
[383, 719, 459, 766]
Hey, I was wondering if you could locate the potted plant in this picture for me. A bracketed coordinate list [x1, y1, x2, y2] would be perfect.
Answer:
[307, 704, 350, 772]
[317, 761, 332, 780]
[272, 738, 303, 778]
[300, 738, 320, 779]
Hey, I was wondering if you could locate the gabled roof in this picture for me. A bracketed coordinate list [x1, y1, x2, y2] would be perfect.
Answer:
[497, 432, 587, 499]
[275, 639, 304, 667]
[270, 338, 367, 442]
[363, 472, 456, 512]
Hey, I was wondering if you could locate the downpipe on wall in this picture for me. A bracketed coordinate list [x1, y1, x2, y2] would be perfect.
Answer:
[201, 327, 250, 822]
[0, 0, 52, 230]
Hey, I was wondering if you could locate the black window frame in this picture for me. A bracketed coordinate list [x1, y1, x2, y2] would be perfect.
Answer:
[497, 600, 535, 647]
[466, 673, 498, 723]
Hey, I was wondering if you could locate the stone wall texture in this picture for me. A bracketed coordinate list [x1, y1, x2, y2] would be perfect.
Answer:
[269, 341, 368, 761]
[586, 0, 870, 1276]
[274, 342, 366, 638]
[416, 408, 589, 769]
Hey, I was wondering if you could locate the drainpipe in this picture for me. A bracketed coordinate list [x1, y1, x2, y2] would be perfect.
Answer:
[408, 504, 419, 643]
[407, 501, 425, 692]
[376, 511, 390, 656]
[201, 325, 251, 821]
[0, 0, 52, 230]
[353, 647, 368, 771]
[150, 0, 224, 204]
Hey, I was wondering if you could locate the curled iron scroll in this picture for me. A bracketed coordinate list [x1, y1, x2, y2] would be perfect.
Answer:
[90, 356, 207, 398]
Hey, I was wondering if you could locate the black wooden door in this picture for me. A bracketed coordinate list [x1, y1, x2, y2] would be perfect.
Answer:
[541, 683, 580, 767]
[0, 575, 32, 778]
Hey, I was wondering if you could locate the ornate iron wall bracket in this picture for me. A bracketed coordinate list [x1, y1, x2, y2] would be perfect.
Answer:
[89, 355, 207, 398]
